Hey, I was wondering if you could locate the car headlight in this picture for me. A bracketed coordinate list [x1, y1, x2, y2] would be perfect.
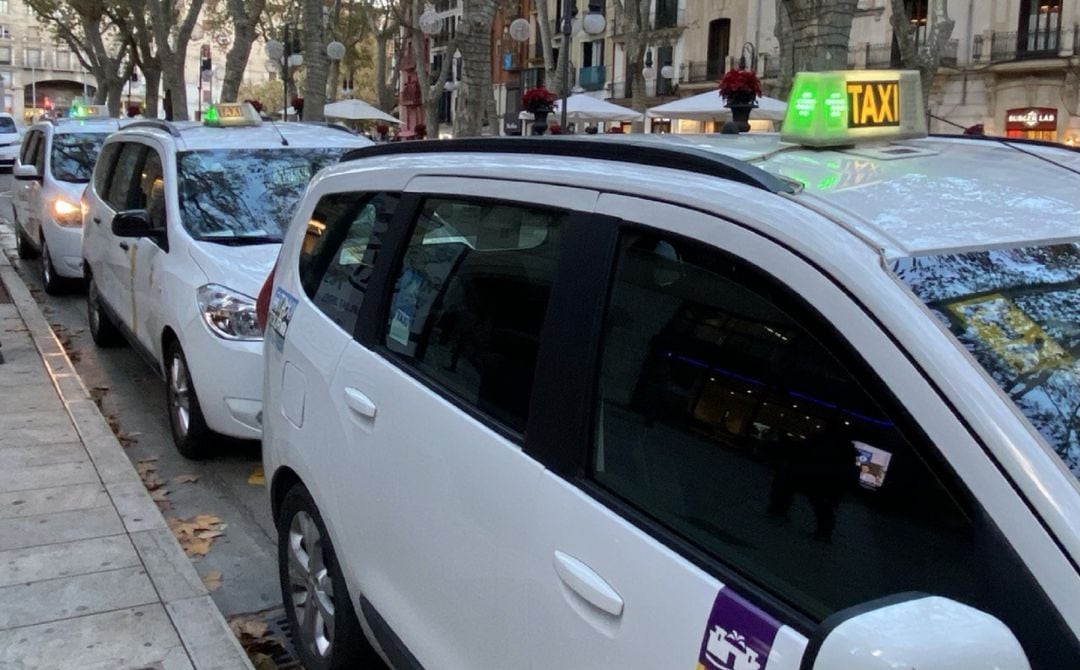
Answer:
[197, 284, 262, 341]
[51, 198, 82, 227]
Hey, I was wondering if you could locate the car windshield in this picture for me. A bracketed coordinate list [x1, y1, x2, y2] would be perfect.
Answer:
[51, 132, 109, 183]
[177, 148, 346, 242]
[892, 243, 1080, 480]
[0, 117, 16, 133]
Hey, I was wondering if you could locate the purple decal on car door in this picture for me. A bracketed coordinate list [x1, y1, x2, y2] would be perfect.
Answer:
[695, 587, 781, 670]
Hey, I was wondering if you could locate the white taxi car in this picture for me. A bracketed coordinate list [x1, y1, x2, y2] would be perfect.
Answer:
[0, 112, 24, 171]
[13, 105, 121, 293]
[260, 71, 1080, 669]
[83, 103, 371, 458]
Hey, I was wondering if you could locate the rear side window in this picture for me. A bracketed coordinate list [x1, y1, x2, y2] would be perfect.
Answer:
[106, 143, 148, 211]
[94, 143, 120, 197]
[299, 191, 400, 334]
[0, 117, 16, 133]
[19, 130, 39, 165]
[383, 197, 566, 434]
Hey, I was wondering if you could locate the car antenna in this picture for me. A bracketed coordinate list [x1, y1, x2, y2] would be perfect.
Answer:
[267, 117, 289, 146]
[929, 113, 1080, 177]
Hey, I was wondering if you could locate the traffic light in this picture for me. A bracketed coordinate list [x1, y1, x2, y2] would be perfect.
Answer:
[200, 44, 212, 73]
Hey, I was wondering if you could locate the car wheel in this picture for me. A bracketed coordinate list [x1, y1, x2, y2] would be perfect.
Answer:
[165, 341, 211, 459]
[87, 277, 122, 347]
[278, 484, 377, 670]
[15, 222, 37, 259]
[40, 235, 65, 295]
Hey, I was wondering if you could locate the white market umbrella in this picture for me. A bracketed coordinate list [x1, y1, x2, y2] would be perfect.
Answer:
[274, 106, 297, 117]
[552, 93, 643, 123]
[323, 98, 400, 123]
[647, 90, 788, 122]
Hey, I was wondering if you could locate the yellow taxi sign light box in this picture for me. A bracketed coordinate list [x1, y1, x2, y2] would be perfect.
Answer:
[780, 70, 926, 148]
[203, 102, 262, 128]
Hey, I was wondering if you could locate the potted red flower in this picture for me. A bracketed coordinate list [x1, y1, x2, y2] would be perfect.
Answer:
[244, 99, 264, 114]
[718, 68, 762, 133]
[522, 86, 557, 135]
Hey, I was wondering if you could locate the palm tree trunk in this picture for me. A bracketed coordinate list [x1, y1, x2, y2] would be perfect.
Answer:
[302, 0, 330, 121]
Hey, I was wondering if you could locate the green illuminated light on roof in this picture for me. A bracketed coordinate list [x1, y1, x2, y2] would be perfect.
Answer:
[203, 105, 219, 124]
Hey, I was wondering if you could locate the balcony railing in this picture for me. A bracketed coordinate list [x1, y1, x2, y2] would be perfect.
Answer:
[990, 27, 1062, 61]
[864, 44, 895, 69]
[683, 60, 723, 84]
[578, 65, 605, 91]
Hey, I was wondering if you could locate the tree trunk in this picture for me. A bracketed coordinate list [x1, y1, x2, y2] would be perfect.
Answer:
[536, 0, 557, 88]
[147, 0, 205, 121]
[221, 0, 266, 102]
[455, 0, 496, 137]
[105, 80, 125, 117]
[375, 32, 391, 108]
[890, 0, 955, 107]
[92, 74, 109, 105]
[142, 68, 161, 118]
[776, 0, 859, 99]
[162, 61, 189, 120]
[302, 0, 330, 121]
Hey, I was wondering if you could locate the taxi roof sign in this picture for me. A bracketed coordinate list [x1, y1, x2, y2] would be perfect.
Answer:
[69, 102, 111, 119]
[203, 102, 262, 128]
[780, 70, 926, 148]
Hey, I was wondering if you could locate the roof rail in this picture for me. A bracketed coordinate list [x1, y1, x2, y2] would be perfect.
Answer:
[340, 137, 796, 194]
[123, 119, 182, 138]
[929, 132, 1080, 155]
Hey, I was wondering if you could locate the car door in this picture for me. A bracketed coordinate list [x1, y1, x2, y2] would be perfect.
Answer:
[98, 142, 149, 332]
[326, 178, 600, 668]
[523, 193, 1077, 669]
[130, 145, 169, 350]
[83, 141, 121, 301]
[13, 130, 41, 237]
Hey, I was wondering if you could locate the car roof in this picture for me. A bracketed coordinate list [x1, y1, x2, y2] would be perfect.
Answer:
[602, 133, 1080, 259]
[113, 120, 373, 152]
[30, 118, 124, 135]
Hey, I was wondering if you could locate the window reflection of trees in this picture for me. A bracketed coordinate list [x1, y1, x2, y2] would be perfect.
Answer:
[177, 149, 345, 239]
[51, 134, 108, 182]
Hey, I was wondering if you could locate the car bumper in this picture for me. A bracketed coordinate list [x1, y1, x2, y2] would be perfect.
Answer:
[0, 145, 19, 171]
[42, 222, 85, 279]
[179, 315, 264, 441]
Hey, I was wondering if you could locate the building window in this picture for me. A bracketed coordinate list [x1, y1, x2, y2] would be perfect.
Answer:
[24, 48, 41, 68]
[55, 49, 70, 70]
[1018, 0, 1061, 54]
[0, 24, 10, 39]
[0, 46, 10, 65]
[706, 19, 731, 79]
[0, 1, 9, 14]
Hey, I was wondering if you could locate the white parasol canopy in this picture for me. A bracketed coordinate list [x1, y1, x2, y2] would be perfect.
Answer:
[647, 90, 788, 121]
[323, 98, 400, 123]
[552, 93, 643, 123]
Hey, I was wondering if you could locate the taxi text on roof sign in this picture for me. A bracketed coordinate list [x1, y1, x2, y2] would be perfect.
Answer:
[203, 102, 262, 128]
[780, 70, 927, 148]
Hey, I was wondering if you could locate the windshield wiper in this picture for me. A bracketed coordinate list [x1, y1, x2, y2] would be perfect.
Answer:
[196, 234, 282, 245]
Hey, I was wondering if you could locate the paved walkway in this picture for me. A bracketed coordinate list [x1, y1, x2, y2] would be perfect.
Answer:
[0, 251, 252, 670]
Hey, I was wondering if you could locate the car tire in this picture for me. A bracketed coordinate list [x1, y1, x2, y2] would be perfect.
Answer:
[40, 235, 65, 295]
[164, 340, 211, 460]
[87, 277, 122, 348]
[14, 222, 37, 259]
[278, 484, 377, 670]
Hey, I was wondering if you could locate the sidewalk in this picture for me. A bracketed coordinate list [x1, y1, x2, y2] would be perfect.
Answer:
[0, 251, 253, 670]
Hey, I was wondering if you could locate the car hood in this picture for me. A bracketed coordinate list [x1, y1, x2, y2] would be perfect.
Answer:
[187, 241, 279, 299]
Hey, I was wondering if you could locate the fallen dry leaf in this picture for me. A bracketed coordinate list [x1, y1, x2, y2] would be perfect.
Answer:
[250, 652, 278, 670]
[247, 467, 265, 486]
[201, 570, 223, 592]
[173, 474, 200, 485]
[168, 514, 226, 558]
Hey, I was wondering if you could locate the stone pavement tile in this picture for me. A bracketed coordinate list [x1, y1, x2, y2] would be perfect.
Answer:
[0, 604, 190, 670]
[0, 364, 45, 388]
[0, 483, 110, 520]
[0, 410, 79, 447]
[0, 506, 124, 552]
[0, 565, 158, 629]
[0, 441, 88, 469]
[166, 596, 253, 670]
[0, 460, 100, 493]
[107, 481, 169, 533]
[130, 529, 206, 604]
[0, 535, 139, 588]
[0, 383, 64, 414]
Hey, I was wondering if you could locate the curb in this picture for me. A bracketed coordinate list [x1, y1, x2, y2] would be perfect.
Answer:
[0, 249, 253, 670]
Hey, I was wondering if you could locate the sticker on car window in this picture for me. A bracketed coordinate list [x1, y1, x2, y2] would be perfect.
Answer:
[696, 588, 780, 670]
[268, 287, 299, 352]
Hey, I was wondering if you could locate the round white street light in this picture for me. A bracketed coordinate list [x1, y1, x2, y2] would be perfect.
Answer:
[326, 41, 346, 61]
[419, 9, 443, 35]
[642, 64, 657, 79]
[508, 17, 530, 42]
[660, 64, 674, 79]
[265, 39, 284, 61]
[443, 80, 459, 92]
[582, 12, 606, 36]
[287, 53, 304, 68]
[264, 59, 278, 74]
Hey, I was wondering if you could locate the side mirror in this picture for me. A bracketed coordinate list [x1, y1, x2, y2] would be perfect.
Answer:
[13, 163, 39, 181]
[112, 209, 167, 250]
[807, 595, 1029, 670]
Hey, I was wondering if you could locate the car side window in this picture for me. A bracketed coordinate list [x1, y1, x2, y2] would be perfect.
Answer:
[383, 197, 566, 434]
[591, 230, 989, 621]
[94, 143, 120, 198]
[33, 132, 46, 174]
[19, 130, 38, 166]
[299, 191, 400, 334]
[139, 150, 166, 230]
[106, 143, 148, 212]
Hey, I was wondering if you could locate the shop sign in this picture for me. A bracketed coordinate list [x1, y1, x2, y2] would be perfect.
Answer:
[1005, 107, 1057, 131]
[503, 112, 522, 136]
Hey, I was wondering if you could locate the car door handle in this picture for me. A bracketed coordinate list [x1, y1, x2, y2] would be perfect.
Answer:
[118, 241, 130, 251]
[553, 551, 624, 617]
[93, 217, 102, 225]
[343, 387, 377, 419]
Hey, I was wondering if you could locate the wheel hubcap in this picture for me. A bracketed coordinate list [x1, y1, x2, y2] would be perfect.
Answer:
[287, 511, 335, 659]
[169, 354, 191, 438]
[41, 242, 51, 284]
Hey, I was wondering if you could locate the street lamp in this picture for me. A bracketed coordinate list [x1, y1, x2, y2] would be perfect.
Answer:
[642, 50, 656, 80]
[558, 1, 606, 129]
[738, 42, 758, 71]
[326, 41, 346, 102]
[265, 25, 303, 120]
